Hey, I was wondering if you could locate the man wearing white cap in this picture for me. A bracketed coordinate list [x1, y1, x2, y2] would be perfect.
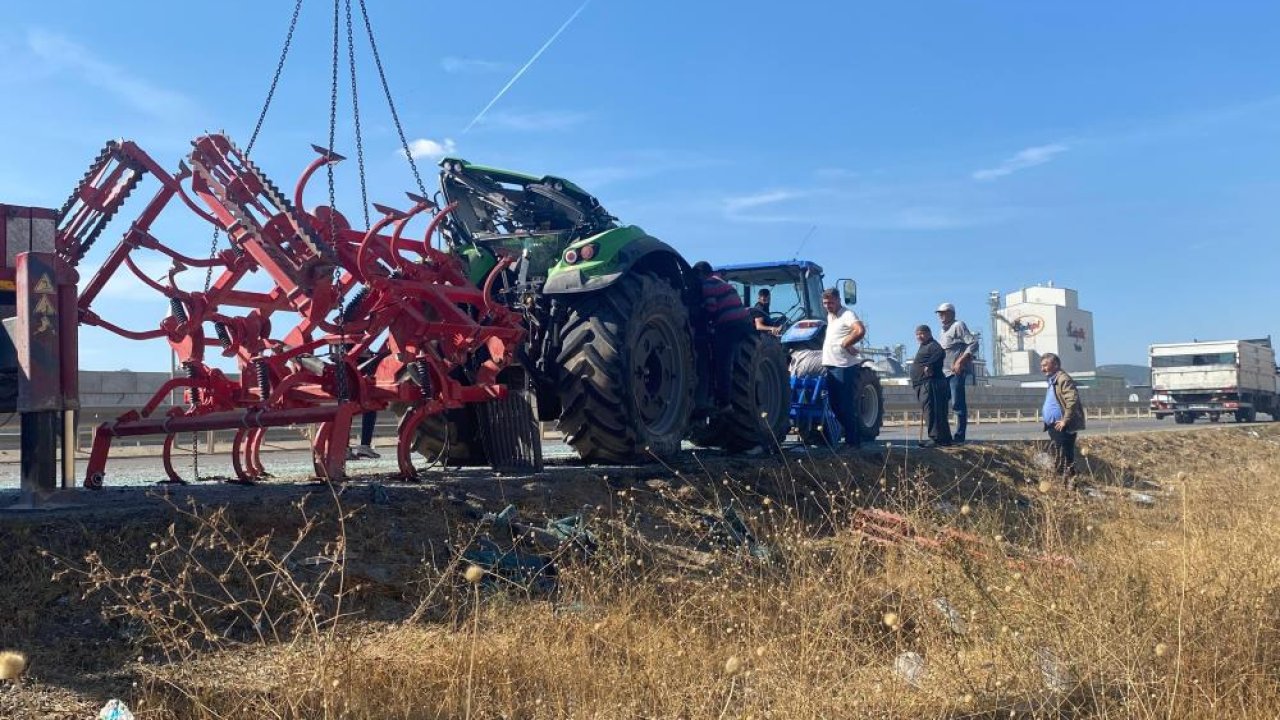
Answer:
[936, 302, 979, 443]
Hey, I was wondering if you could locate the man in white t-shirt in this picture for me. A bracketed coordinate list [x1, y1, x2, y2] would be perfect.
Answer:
[821, 287, 866, 446]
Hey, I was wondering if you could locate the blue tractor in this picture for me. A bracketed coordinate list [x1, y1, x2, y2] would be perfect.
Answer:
[716, 261, 884, 445]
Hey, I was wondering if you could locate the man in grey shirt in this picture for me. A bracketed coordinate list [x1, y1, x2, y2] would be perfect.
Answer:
[936, 302, 979, 443]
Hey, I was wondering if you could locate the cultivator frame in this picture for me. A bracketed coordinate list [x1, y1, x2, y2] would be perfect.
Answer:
[58, 133, 525, 487]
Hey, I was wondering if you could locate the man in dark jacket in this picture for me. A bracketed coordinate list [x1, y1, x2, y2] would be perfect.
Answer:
[1040, 353, 1085, 480]
[911, 325, 952, 447]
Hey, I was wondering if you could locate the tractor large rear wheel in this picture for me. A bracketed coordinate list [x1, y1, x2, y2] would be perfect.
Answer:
[689, 333, 790, 452]
[556, 272, 695, 463]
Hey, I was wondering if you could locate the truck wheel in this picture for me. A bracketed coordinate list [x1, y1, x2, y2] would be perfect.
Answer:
[1236, 408, 1257, 423]
[688, 333, 790, 452]
[1209, 413, 1220, 423]
[557, 271, 695, 463]
[853, 366, 884, 442]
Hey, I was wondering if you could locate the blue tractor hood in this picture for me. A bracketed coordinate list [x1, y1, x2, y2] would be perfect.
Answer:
[781, 318, 827, 347]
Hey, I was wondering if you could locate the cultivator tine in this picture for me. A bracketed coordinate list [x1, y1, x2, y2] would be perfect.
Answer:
[405, 192, 438, 210]
[230, 428, 256, 484]
[310, 144, 346, 164]
[372, 203, 407, 219]
[159, 434, 189, 485]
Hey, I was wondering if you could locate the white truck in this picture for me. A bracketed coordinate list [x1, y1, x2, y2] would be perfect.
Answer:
[1150, 338, 1280, 424]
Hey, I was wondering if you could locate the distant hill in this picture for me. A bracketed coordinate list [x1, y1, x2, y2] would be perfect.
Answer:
[1098, 364, 1150, 387]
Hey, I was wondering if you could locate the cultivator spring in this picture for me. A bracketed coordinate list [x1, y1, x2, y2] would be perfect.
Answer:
[58, 134, 526, 487]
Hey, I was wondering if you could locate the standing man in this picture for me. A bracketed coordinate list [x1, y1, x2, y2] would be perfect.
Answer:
[911, 325, 952, 447]
[750, 289, 783, 336]
[693, 262, 754, 414]
[936, 302, 979, 443]
[1040, 353, 1085, 482]
[821, 287, 865, 447]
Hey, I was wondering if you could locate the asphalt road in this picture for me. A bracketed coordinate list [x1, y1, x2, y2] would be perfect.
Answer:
[2, 415, 1266, 490]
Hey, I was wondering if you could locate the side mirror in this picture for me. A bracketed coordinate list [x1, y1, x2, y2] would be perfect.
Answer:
[839, 278, 857, 306]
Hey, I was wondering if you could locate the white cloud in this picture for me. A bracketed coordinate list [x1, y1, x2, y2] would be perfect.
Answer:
[478, 110, 588, 132]
[25, 28, 199, 120]
[441, 56, 508, 74]
[971, 143, 1069, 181]
[405, 138, 458, 160]
[721, 185, 1013, 230]
[723, 189, 806, 216]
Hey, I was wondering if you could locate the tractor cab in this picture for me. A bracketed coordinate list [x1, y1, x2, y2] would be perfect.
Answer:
[716, 260, 856, 330]
[438, 158, 617, 283]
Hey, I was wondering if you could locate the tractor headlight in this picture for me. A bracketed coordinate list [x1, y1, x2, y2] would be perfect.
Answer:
[563, 248, 580, 264]
[579, 243, 598, 261]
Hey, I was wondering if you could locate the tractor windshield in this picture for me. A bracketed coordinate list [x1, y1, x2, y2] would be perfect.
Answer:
[719, 263, 825, 324]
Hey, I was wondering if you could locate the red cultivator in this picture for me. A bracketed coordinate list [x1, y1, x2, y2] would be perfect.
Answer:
[57, 133, 524, 487]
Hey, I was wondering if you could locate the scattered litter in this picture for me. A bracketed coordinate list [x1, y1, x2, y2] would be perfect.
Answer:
[369, 481, 389, 505]
[461, 538, 556, 591]
[1037, 647, 1075, 694]
[933, 500, 958, 516]
[702, 500, 771, 560]
[1032, 452, 1054, 469]
[932, 597, 967, 634]
[1129, 492, 1157, 507]
[893, 651, 927, 688]
[99, 699, 135, 720]
[1247, 430, 1260, 438]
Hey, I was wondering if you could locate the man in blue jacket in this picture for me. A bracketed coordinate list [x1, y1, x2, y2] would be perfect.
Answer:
[1040, 353, 1086, 482]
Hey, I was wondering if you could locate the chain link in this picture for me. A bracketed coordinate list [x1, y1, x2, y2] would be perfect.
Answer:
[345, 0, 369, 229]
[356, 0, 429, 199]
[247, 0, 305, 156]
[328, 0, 349, 403]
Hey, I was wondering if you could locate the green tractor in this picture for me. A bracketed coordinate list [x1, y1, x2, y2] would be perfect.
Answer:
[411, 159, 790, 467]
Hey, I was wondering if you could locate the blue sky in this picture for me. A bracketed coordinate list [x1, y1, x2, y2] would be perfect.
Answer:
[2, 1, 1278, 371]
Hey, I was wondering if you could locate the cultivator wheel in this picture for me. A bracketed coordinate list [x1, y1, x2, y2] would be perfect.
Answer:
[556, 272, 696, 463]
[689, 333, 790, 452]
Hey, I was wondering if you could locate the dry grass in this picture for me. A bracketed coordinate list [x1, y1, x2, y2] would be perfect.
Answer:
[20, 427, 1280, 718]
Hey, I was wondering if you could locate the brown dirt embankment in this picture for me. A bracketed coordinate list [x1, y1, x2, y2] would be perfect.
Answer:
[2, 425, 1279, 719]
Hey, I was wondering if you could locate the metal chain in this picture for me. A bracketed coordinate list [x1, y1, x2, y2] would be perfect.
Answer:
[247, 0, 305, 156]
[328, 0, 349, 403]
[344, 0, 369, 228]
[356, 0, 429, 199]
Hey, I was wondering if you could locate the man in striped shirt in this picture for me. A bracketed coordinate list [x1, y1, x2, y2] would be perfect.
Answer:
[693, 262, 753, 413]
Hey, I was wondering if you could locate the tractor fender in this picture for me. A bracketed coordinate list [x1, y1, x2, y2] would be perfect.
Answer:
[543, 229, 691, 295]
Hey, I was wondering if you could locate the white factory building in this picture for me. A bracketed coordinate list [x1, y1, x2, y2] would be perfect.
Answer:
[991, 284, 1096, 376]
